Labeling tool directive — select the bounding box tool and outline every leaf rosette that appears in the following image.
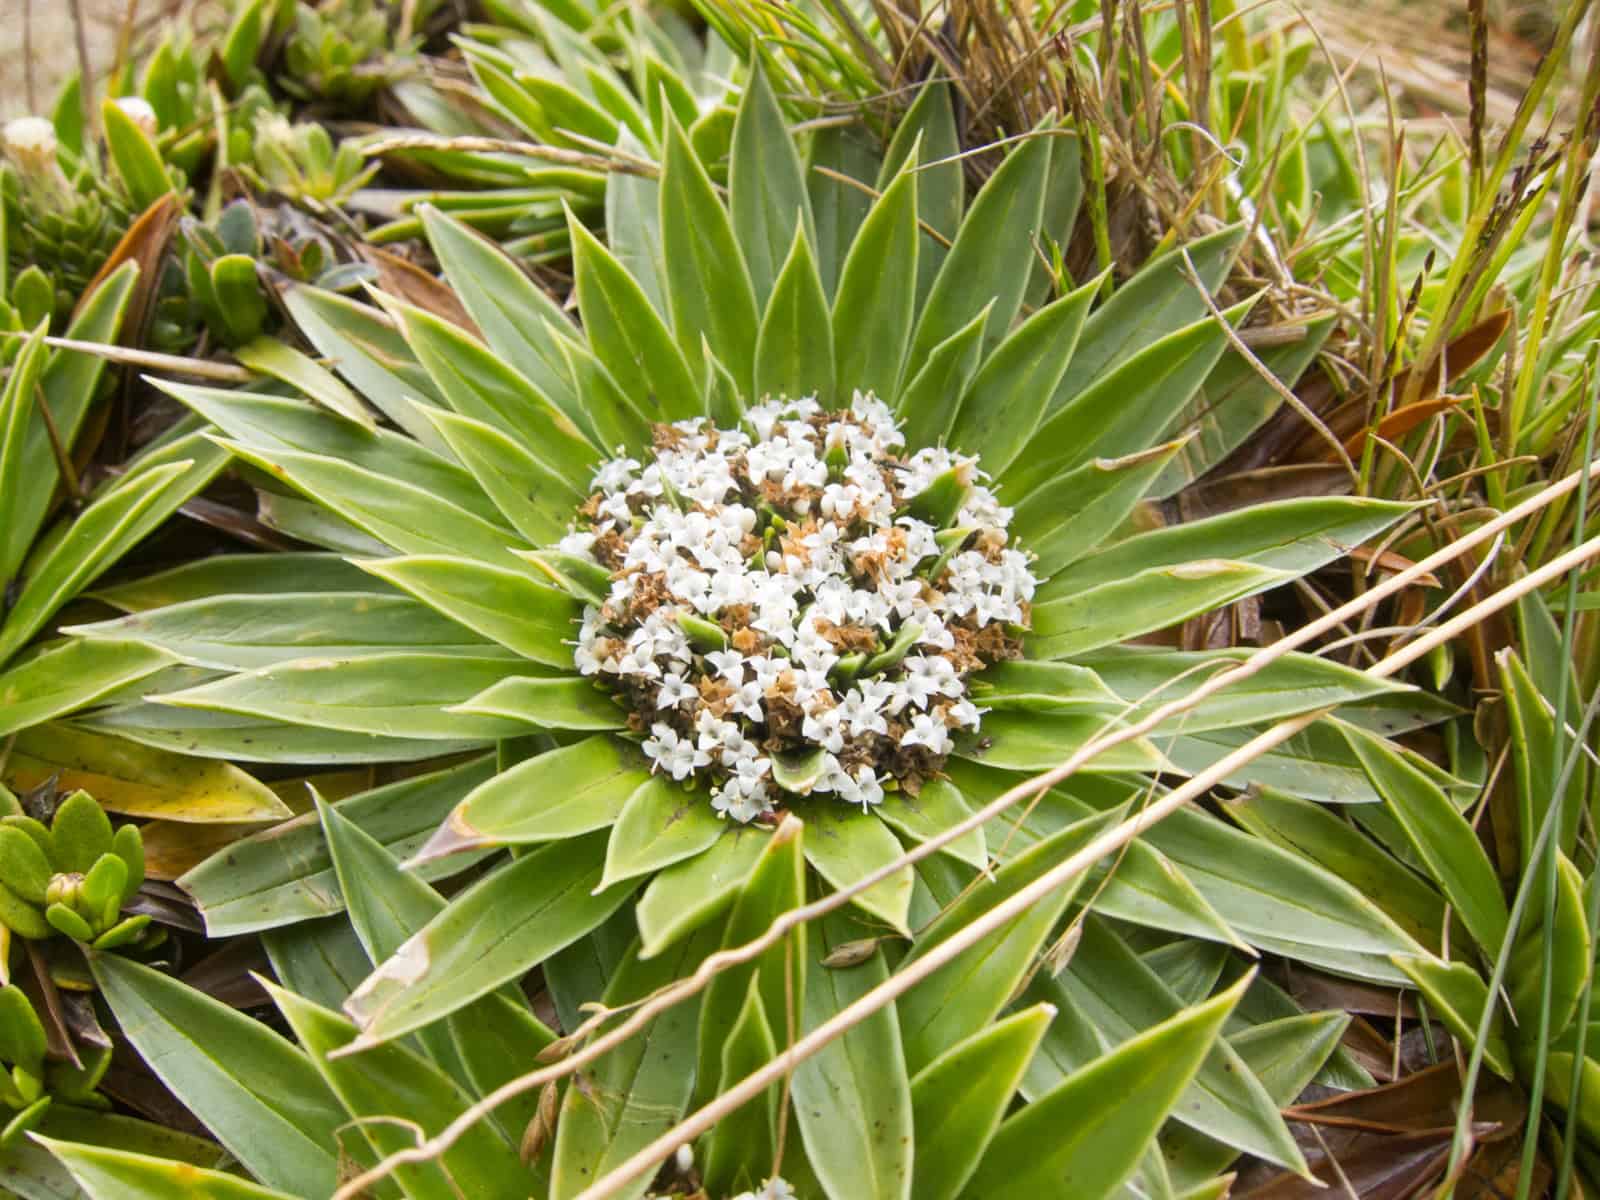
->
[68,65,1427,1075]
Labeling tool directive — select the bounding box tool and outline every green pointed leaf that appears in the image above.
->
[731,57,813,307]
[966,660,1122,716]
[1062,919,1305,1170]
[263,917,372,1012]
[80,700,485,766]
[701,975,780,1198]
[1393,954,1513,1078]
[1510,850,1589,1034]
[67,592,495,672]
[1080,646,1413,735]
[1163,1012,1352,1190]
[1,449,227,663]
[909,1004,1055,1200]
[947,274,1096,475]
[1009,307,1241,494]
[90,954,344,1196]
[354,555,580,668]
[1221,786,1447,950]
[0,639,172,738]
[1152,317,1335,496]
[233,337,374,430]
[961,975,1247,1200]
[898,810,1114,1073]
[1049,225,1246,417]
[808,126,880,298]
[570,212,701,424]
[695,817,807,1108]
[271,984,541,1199]
[755,220,834,404]
[38,1139,297,1200]
[1029,560,1295,659]
[282,285,447,449]
[0,325,51,591]
[345,831,632,1043]
[660,117,760,390]
[878,82,962,305]
[432,735,649,849]
[216,438,522,567]
[550,926,720,1200]
[1133,796,1423,982]
[180,758,496,936]
[1340,723,1507,954]
[832,159,918,406]
[1038,497,1413,602]
[912,129,1051,360]
[950,787,1237,947]
[395,301,607,480]
[802,802,913,935]
[90,554,379,613]
[1500,646,1585,865]
[2,263,138,586]
[421,206,584,429]
[895,305,990,450]
[422,407,587,546]
[156,653,535,742]
[455,676,626,731]
[875,778,986,869]
[636,825,768,956]
[954,710,1165,773]
[793,910,913,1200]
[605,129,667,315]
[101,98,173,209]
[1016,440,1188,579]
[159,384,498,526]
[599,776,725,889]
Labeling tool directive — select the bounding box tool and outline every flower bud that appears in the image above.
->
[2,116,72,208]
[2,117,58,169]
[44,873,82,911]
[112,96,159,137]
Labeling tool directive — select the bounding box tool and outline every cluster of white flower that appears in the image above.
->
[564,395,1035,823]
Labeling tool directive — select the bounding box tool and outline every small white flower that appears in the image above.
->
[643,723,710,780]
[655,670,697,709]
[901,712,953,755]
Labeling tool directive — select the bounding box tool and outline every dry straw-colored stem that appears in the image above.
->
[331,458,1600,1200]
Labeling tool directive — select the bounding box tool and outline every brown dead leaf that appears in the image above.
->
[1285,1062,1521,1137]
[74,192,182,327]
[358,244,479,333]
[1348,545,1442,588]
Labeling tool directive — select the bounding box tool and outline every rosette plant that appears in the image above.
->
[61,61,1454,1199]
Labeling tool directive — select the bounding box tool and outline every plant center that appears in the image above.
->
[565,395,1035,822]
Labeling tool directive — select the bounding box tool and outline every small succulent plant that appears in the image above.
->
[0,985,112,1150]
[0,790,150,951]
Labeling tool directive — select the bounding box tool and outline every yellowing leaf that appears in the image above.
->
[6,725,290,823]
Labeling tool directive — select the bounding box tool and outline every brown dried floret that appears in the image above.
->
[816,619,878,655]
